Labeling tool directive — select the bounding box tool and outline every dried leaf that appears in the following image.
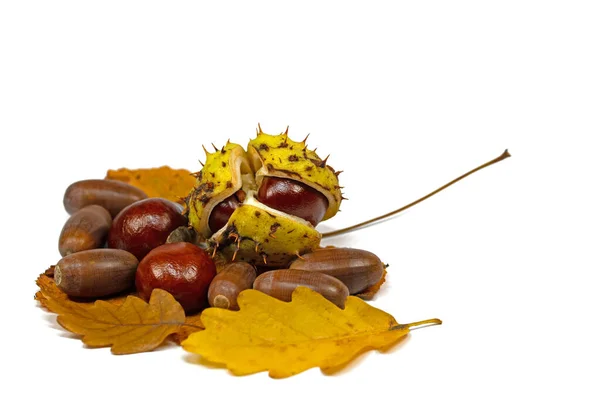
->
[44,265,55,277]
[46,289,184,354]
[355,269,387,300]
[35,274,204,351]
[36,274,129,312]
[171,313,204,345]
[105,166,196,204]
[182,287,441,378]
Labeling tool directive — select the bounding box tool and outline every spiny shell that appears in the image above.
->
[247,129,342,221]
[185,127,343,267]
[186,142,254,238]
[213,193,322,266]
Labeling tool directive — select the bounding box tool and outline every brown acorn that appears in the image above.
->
[54,249,139,298]
[253,269,349,309]
[63,179,147,217]
[289,247,384,294]
[58,205,112,256]
[208,262,257,310]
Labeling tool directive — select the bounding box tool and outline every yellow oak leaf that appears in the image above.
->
[44,288,187,354]
[182,287,441,378]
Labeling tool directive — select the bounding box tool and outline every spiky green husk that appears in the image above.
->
[185,126,342,267]
[247,130,342,221]
[210,196,321,266]
[186,142,251,238]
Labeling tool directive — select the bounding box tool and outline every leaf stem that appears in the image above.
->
[322,149,511,238]
[391,318,443,331]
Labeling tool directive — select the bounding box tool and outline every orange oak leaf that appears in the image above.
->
[182,287,441,378]
[36,273,129,312]
[36,274,204,350]
[105,165,196,204]
[45,288,185,354]
[171,313,204,345]
[355,269,387,300]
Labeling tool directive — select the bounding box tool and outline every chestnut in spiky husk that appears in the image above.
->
[185,126,343,267]
[256,177,328,227]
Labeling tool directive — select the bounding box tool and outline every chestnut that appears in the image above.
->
[256,176,328,226]
[107,198,187,260]
[208,190,247,233]
[135,242,217,313]
[208,194,242,233]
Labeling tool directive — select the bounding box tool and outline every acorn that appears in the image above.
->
[63,179,147,217]
[208,262,257,310]
[253,269,349,309]
[58,205,112,256]
[54,249,139,298]
[289,247,385,294]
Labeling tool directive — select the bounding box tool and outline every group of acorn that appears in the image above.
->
[55,176,384,314]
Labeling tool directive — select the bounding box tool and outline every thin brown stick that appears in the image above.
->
[322,149,511,238]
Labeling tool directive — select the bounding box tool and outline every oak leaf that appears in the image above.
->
[36,273,205,352]
[182,287,441,378]
[171,313,204,344]
[45,288,185,354]
[355,269,387,300]
[36,273,129,312]
[105,165,196,204]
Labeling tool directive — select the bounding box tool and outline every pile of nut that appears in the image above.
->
[55,178,384,313]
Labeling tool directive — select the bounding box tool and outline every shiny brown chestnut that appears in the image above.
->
[63,179,147,217]
[253,269,348,309]
[108,198,187,260]
[58,205,112,256]
[135,242,217,313]
[289,247,385,294]
[256,176,328,226]
[208,262,257,310]
[208,190,245,233]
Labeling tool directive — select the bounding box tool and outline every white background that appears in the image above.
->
[1,1,599,399]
